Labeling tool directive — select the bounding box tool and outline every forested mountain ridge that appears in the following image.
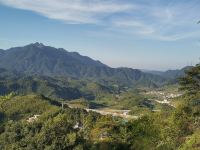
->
[0,68,117,100]
[0,43,106,76]
[0,43,169,87]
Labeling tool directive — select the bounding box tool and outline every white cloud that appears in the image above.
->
[0,0,136,24]
[111,19,156,35]
[109,0,200,41]
[0,0,200,41]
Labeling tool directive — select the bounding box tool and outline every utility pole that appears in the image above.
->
[62,102,64,110]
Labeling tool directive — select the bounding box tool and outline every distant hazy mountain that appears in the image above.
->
[0,43,168,87]
[143,66,192,79]
[162,68,186,79]
[141,70,164,76]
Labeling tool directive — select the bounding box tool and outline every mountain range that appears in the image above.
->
[0,43,188,88]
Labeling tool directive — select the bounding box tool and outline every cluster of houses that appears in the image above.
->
[146,90,182,107]
[146,91,182,98]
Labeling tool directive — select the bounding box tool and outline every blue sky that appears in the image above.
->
[0,0,200,70]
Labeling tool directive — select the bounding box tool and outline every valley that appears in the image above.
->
[0,43,199,150]
[1,0,200,149]
[0,44,184,117]
[64,84,182,120]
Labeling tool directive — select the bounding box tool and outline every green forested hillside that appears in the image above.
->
[0,73,117,101]
[0,44,200,150]
[0,75,82,100]
[0,64,200,149]
[0,94,160,149]
[0,70,173,112]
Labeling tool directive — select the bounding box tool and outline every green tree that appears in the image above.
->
[179,65,200,95]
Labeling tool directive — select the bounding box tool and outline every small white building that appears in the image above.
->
[73,122,82,130]
[27,115,40,123]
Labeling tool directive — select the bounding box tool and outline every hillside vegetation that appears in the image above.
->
[0,64,200,149]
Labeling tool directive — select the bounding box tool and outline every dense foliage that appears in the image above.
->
[0,57,200,149]
[0,69,171,113]
[179,64,200,95]
[0,94,162,149]
[0,69,116,100]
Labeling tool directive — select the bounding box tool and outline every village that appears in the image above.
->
[26,89,182,124]
[145,90,182,107]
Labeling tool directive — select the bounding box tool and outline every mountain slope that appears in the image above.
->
[0,43,107,77]
[0,68,115,100]
[0,43,168,87]
[0,75,82,100]
[0,49,4,56]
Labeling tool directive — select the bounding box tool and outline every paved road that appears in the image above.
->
[85,108,139,119]
[67,104,138,119]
